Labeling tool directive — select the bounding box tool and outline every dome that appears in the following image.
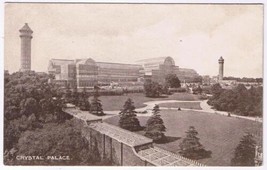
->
[76,58,96,65]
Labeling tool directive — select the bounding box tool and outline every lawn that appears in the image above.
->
[159,102,202,110]
[104,110,262,166]
[91,93,201,111]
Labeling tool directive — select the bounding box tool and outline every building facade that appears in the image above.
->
[48,58,144,89]
[48,56,200,88]
[136,56,201,84]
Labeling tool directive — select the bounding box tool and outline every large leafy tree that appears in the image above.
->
[4,71,109,166]
[4,71,65,121]
[179,126,207,159]
[231,133,256,166]
[144,105,166,142]
[90,86,104,116]
[144,79,163,97]
[165,74,181,88]
[4,71,67,152]
[208,83,263,117]
[119,98,141,131]
[210,83,223,98]
[20,97,39,117]
[5,119,111,165]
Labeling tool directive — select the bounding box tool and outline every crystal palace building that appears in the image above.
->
[48,56,200,89]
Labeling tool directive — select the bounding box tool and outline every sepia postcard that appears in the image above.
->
[2,1,264,168]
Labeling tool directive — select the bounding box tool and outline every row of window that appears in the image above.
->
[78,80,97,87]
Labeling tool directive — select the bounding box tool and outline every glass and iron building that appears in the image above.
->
[48,56,200,88]
[136,56,200,84]
[48,58,144,88]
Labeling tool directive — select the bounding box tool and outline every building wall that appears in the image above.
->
[80,123,150,166]
[20,37,32,71]
[19,23,33,72]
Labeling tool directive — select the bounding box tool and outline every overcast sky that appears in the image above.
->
[4,3,263,78]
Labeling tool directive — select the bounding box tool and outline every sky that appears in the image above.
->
[4,3,263,78]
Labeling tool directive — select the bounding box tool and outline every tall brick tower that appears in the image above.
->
[218,56,224,81]
[19,23,33,72]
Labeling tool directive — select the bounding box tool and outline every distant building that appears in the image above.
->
[136,56,200,84]
[48,56,200,89]
[48,58,144,88]
[19,23,33,72]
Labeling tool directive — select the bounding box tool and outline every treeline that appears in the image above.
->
[69,88,144,96]
[4,71,110,165]
[208,83,262,117]
[223,76,262,83]
[144,74,182,97]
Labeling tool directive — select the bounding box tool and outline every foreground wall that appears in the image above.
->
[80,122,151,166]
[69,110,203,166]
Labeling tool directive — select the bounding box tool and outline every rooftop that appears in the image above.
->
[63,107,153,147]
[19,23,33,33]
[137,147,204,166]
[89,122,153,147]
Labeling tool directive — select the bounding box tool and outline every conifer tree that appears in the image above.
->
[72,86,79,105]
[89,86,104,116]
[144,105,166,142]
[78,87,90,111]
[179,126,205,159]
[231,133,256,166]
[119,98,141,131]
[64,83,72,104]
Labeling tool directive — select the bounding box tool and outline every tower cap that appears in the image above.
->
[19,23,33,33]
[218,56,224,61]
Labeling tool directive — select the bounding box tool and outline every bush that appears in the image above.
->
[169,88,186,93]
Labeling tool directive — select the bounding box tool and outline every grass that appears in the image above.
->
[91,93,201,111]
[104,110,262,166]
[159,102,202,110]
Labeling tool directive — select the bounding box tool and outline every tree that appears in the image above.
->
[192,85,202,94]
[4,119,21,151]
[207,83,262,117]
[19,97,39,118]
[179,126,208,159]
[4,106,21,120]
[64,83,72,104]
[71,86,79,105]
[119,98,141,131]
[6,119,111,165]
[4,71,67,154]
[78,88,90,111]
[144,105,166,142]
[165,74,181,88]
[211,83,223,97]
[144,79,163,97]
[90,86,104,116]
[231,133,256,166]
